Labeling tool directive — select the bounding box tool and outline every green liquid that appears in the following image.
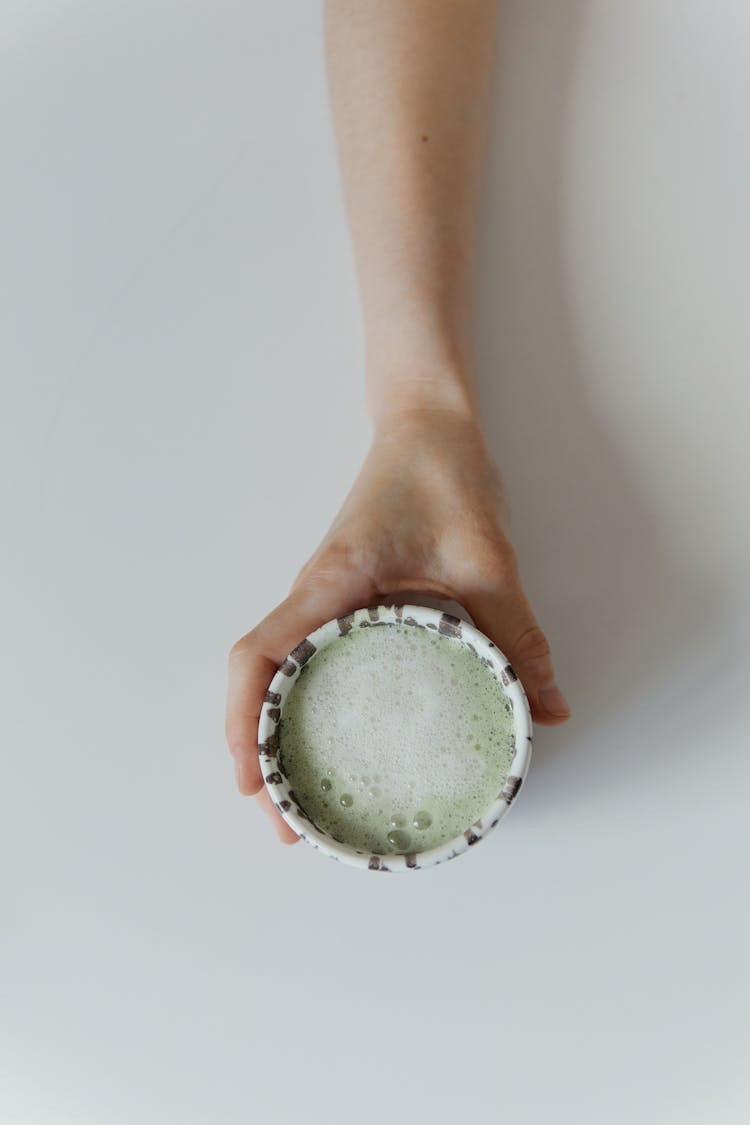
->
[279,623,515,855]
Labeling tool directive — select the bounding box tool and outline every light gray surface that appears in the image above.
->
[2,3,748,1123]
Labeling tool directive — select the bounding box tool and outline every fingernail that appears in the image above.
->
[539,683,571,717]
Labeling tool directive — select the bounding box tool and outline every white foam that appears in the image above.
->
[280,624,514,853]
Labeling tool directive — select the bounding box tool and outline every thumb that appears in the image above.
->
[462,577,571,727]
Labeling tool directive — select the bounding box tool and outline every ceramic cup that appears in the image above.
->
[257,604,532,872]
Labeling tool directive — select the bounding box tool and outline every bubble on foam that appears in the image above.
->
[389,814,406,829]
[340,793,354,808]
[387,829,411,852]
[320,777,332,792]
[413,810,432,830]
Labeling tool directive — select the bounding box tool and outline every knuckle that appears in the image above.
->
[227,630,257,665]
[303,540,354,582]
[472,521,513,557]
[514,624,552,666]
[483,532,518,575]
[458,529,518,584]
[445,524,517,580]
[225,718,256,757]
[292,542,356,597]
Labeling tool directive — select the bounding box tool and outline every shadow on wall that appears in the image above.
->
[475,1,722,780]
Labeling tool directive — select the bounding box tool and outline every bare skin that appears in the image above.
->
[226,1,570,843]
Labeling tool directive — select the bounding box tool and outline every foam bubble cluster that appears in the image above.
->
[278,623,515,855]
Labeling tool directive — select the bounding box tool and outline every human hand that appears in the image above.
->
[226,407,571,844]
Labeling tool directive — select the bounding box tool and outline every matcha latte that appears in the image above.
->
[276,620,517,856]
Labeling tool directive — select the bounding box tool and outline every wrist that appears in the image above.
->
[371,387,487,456]
[368,360,480,437]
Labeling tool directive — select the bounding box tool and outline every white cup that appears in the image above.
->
[257,603,532,872]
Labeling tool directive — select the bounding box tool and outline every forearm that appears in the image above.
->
[324,0,499,429]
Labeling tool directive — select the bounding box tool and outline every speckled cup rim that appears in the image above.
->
[258,604,532,872]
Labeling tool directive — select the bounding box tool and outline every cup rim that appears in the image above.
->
[257,603,532,872]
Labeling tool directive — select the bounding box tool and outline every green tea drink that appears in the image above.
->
[278,623,515,855]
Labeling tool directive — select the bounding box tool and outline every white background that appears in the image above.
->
[2,3,749,1123]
